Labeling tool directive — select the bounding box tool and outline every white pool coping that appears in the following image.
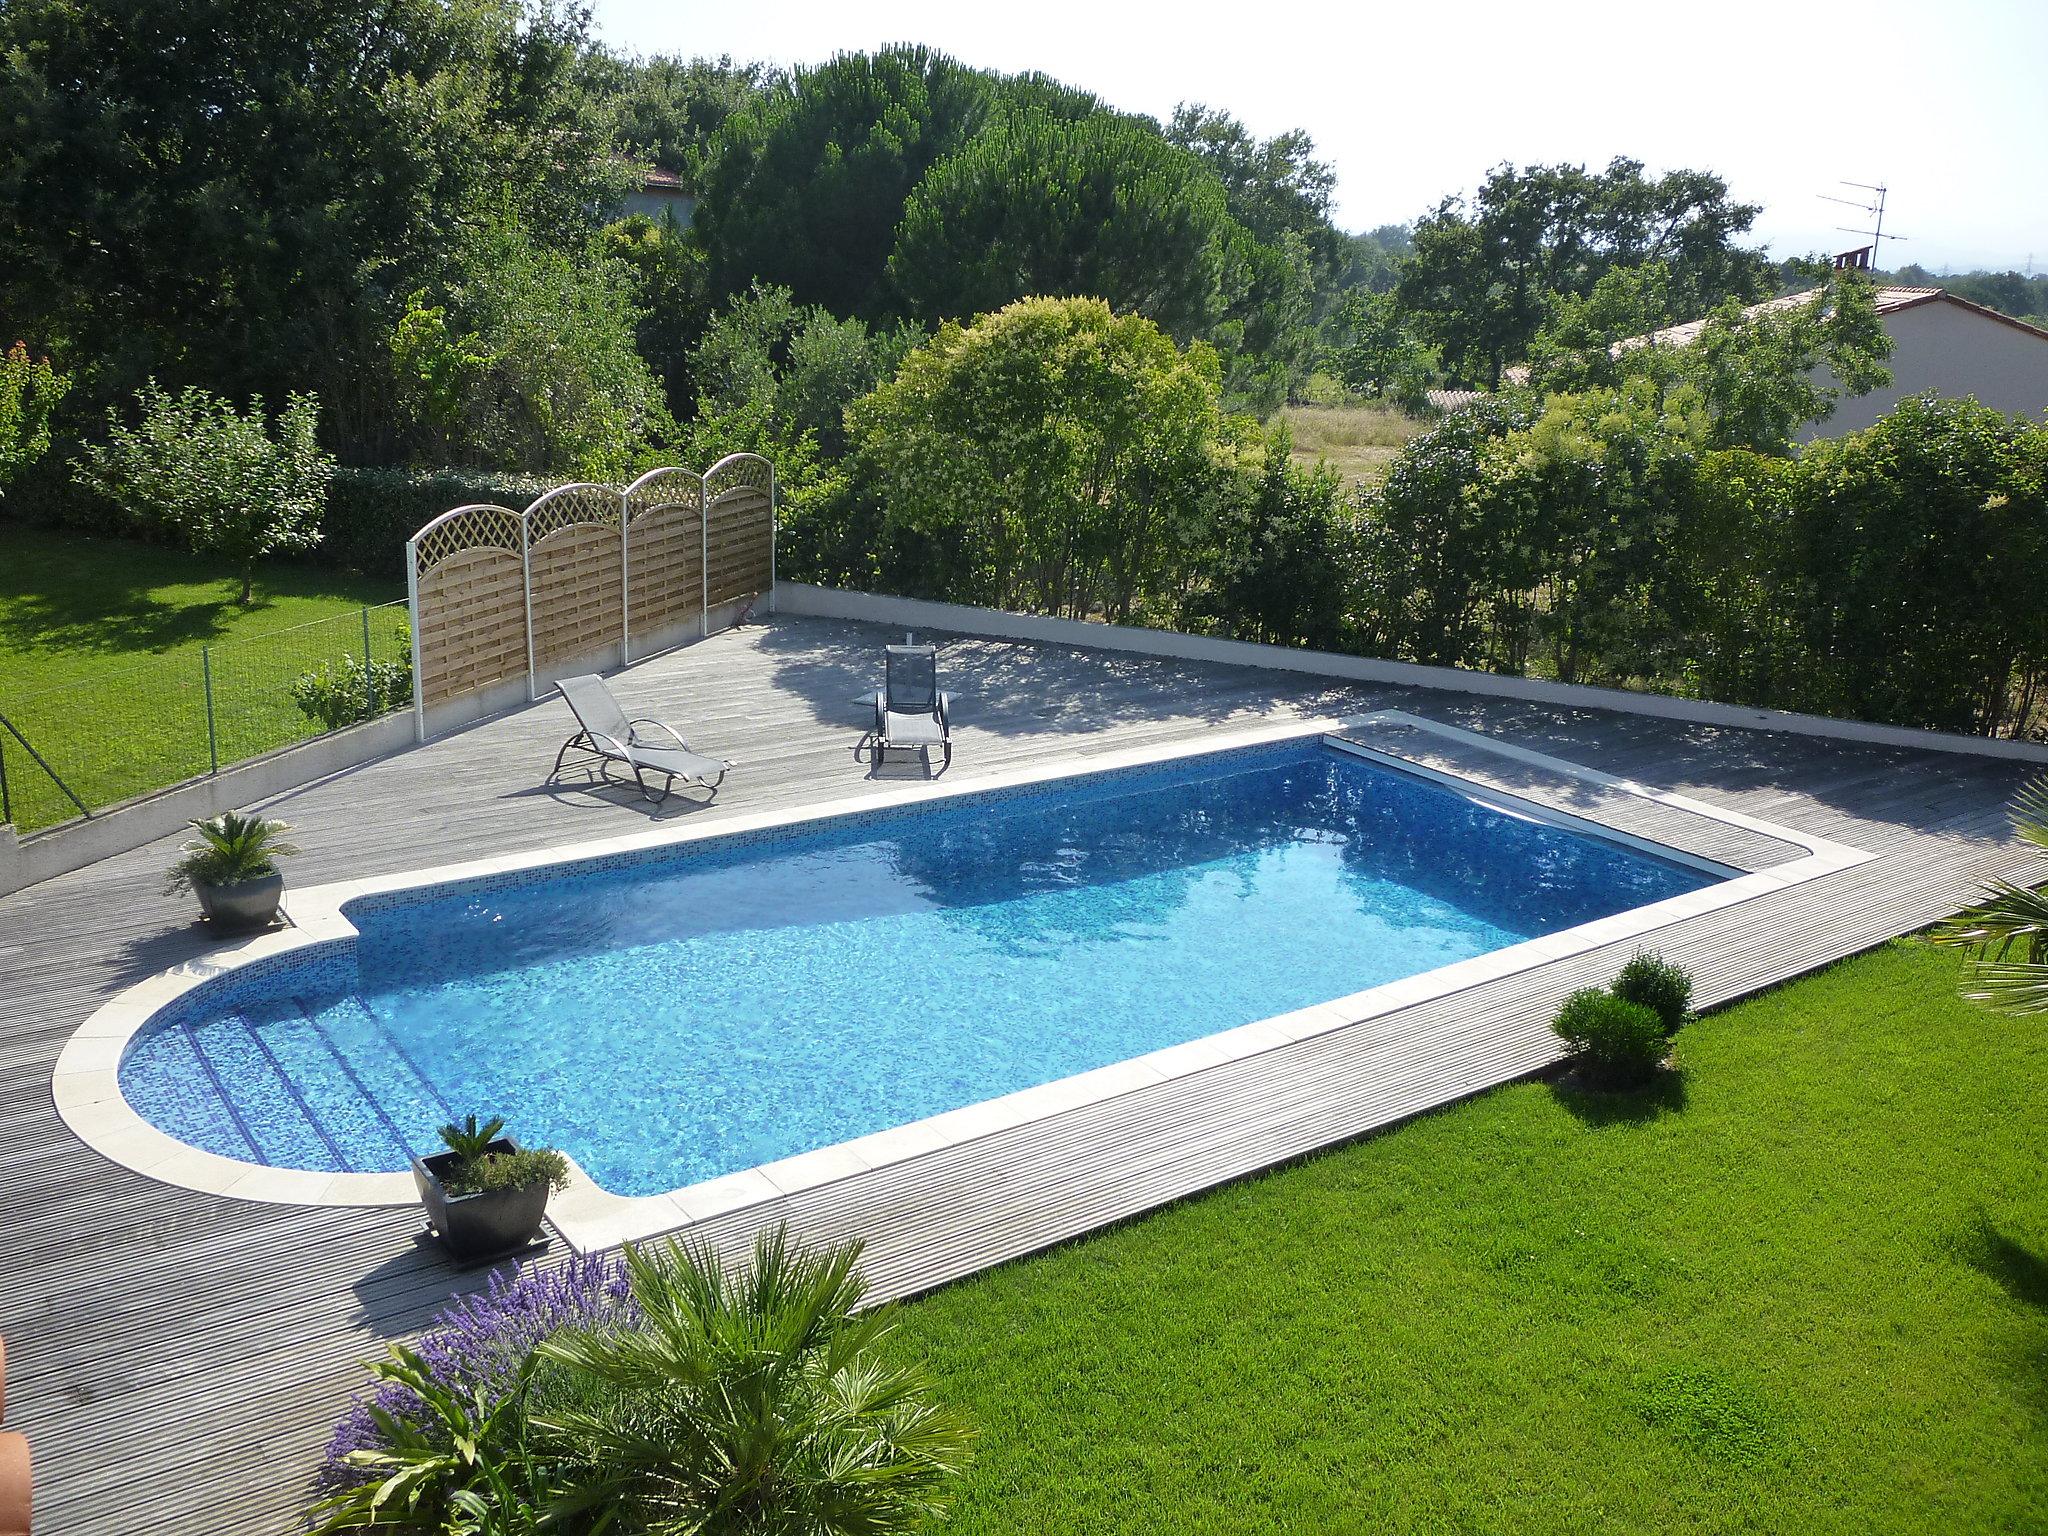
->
[54,710,1875,1252]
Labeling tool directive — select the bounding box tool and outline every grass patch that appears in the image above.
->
[1278,403,1427,492]
[891,941,2048,1533]
[0,524,403,828]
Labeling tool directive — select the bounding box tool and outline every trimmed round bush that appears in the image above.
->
[1612,952,1694,1037]
[1552,987,1668,1088]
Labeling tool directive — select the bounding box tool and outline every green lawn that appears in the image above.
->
[0,524,404,828]
[892,941,2047,1535]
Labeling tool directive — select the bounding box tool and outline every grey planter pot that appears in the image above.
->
[412,1138,552,1262]
[195,872,284,931]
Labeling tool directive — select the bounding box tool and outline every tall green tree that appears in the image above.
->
[591,52,771,186]
[389,224,671,478]
[0,0,623,460]
[1165,104,1345,290]
[1786,394,2048,733]
[1530,267,1893,451]
[1195,432,1356,649]
[1398,159,1771,387]
[695,46,990,318]
[1327,290,1432,406]
[890,109,1241,343]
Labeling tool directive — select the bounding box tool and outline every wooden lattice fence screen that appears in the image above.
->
[405,458,774,737]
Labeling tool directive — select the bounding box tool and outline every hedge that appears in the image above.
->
[318,466,558,579]
[0,462,560,581]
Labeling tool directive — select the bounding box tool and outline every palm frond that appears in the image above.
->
[2010,774,2048,851]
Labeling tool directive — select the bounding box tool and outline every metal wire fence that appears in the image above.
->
[0,601,412,834]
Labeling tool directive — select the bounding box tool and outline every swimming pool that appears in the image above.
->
[116,736,1719,1197]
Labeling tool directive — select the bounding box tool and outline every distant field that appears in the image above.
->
[0,525,404,829]
[1278,402,1428,492]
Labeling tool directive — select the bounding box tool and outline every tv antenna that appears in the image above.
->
[1817,181,1911,268]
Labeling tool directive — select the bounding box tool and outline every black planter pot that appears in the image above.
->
[195,872,285,931]
[412,1138,553,1262]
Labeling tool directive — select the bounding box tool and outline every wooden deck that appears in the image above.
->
[4,614,2044,1534]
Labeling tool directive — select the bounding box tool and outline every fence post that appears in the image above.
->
[620,487,632,668]
[361,606,374,721]
[0,737,10,828]
[201,646,220,774]
[405,535,426,742]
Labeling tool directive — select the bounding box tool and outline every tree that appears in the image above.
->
[390,224,672,479]
[1196,432,1356,648]
[1659,272,1891,451]
[890,108,1241,343]
[597,214,713,418]
[1398,159,1772,387]
[1529,266,1893,452]
[1327,290,1432,406]
[1342,225,1414,294]
[536,1229,972,1534]
[73,384,333,603]
[1164,104,1344,290]
[848,296,1238,622]
[695,46,991,317]
[0,0,625,460]
[593,52,772,186]
[1785,394,2048,733]
[1469,377,1713,684]
[0,341,70,495]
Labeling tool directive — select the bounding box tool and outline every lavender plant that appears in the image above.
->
[318,1253,633,1493]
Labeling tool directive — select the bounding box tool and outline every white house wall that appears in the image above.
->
[1801,300,2048,440]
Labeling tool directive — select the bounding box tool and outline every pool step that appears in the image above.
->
[190,1004,359,1173]
[302,995,451,1162]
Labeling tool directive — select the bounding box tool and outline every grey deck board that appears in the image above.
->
[2,613,2043,1535]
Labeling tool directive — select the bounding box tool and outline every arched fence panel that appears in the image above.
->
[523,483,625,677]
[703,453,776,608]
[623,467,706,660]
[408,505,528,718]
[406,459,774,738]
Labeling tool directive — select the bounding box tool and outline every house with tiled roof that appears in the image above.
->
[1625,285,2048,440]
[1484,285,2048,438]
[619,165,696,228]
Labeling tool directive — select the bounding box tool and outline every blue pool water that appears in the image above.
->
[120,742,1716,1195]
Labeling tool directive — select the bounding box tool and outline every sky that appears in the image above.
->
[587,0,2048,274]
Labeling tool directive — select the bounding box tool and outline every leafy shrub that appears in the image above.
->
[163,811,297,893]
[1553,987,1668,1088]
[72,382,333,602]
[314,1227,973,1534]
[1613,952,1694,1036]
[289,645,413,731]
[0,340,70,495]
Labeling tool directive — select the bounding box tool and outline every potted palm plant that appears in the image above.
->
[164,810,298,930]
[413,1115,570,1263]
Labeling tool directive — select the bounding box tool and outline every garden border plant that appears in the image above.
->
[412,1115,570,1264]
[1552,954,1694,1089]
[162,810,298,931]
[313,1226,973,1534]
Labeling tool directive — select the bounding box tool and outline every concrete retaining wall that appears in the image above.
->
[775,582,2048,766]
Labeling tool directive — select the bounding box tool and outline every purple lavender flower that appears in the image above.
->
[318,1252,634,1492]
